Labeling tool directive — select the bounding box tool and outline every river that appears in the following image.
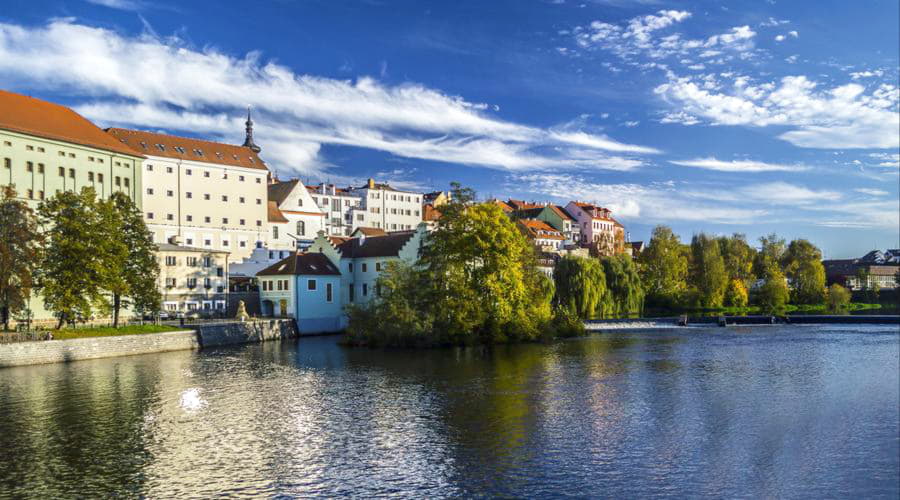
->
[0,325,897,498]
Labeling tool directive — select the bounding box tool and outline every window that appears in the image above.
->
[203,256,211,267]
[204,171,210,178]
[166,214,174,221]
[115,176,121,186]
[273,226,279,239]
[307,279,316,291]
[256,178,261,184]
[239,197,245,204]
[349,284,355,302]
[187,278,197,289]
[240,219,245,226]
[362,263,367,273]
[239,241,246,248]
[222,240,229,247]
[26,189,33,199]
[2,158,9,169]
[58,166,64,176]
[296,221,305,235]
[186,238,193,245]
[87,171,94,181]
[165,278,176,288]
[166,166,173,173]
[298,199,303,207]
[277,280,283,291]
[376,262,382,272]
[124,178,130,188]
[167,190,174,197]
[222,173,228,180]
[349,263,353,272]
[146,164,153,171]
[256,220,262,227]
[204,193,211,200]
[204,216,211,223]
[185,169,192,175]
[239,175,245,181]
[69,168,75,178]
[147,212,154,219]
[222,217,229,224]
[186,192,192,199]
[256,199,262,205]
[165,256,176,266]
[26,162,33,172]
[326,283,333,302]
[362,283,368,296]
[222,195,228,202]
[147,188,154,195]
[205,239,211,246]
[98,173,103,183]
[283,279,289,290]
[216,267,223,277]
[26,145,33,151]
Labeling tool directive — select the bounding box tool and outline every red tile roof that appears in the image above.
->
[518,219,565,240]
[107,127,268,170]
[0,90,144,157]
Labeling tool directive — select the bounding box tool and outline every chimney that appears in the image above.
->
[367,178,375,189]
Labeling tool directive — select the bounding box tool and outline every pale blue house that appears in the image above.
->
[257,253,344,333]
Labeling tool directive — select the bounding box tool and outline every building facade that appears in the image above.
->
[267,179,327,249]
[1,90,144,210]
[156,242,230,313]
[565,201,625,255]
[257,253,344,333]
[347,179,424,232]
[107,122,270,260]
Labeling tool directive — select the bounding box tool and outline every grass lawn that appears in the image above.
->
[45,324,185,340]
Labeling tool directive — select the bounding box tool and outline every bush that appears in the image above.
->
[826,283,851,312]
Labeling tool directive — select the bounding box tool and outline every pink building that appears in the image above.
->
[564,201,625,255]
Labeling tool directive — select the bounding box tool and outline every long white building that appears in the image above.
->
[305,178,424,234]
[107,116,270,260]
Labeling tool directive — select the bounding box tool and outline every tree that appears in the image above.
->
[107,192,161,325]
[724,278,749,308]
[718,234,756,284]
[0,187,43,330]
[553,256,607,319]
[756,267,790,314]
[754,233,786,278]
[38,187,111,328]
[826,283,851,312]
[781,239,826,304]
[638,225,688,307]
[689,233,728,308]
[600,255,644,317]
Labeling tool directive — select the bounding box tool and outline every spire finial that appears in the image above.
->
[242,106,261,153]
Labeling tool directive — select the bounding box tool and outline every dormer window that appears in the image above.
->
[139,141,147,149]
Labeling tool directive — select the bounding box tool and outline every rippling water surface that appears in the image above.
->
[0,325,897,498]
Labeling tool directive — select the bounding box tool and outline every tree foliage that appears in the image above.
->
[638,225,688,307]
[688,233,728,308]
[0,187,43,330]
[600,255,644,317]
[826,283,851,312]
[553,256,606,319]
[781,239,826,304]
[756,267,790,313]
[107,192,161,325]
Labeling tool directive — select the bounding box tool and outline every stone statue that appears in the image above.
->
[235,300,249,322]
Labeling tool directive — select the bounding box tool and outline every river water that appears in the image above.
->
[0,325,897,498]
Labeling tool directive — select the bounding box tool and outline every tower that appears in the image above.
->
[242,107,261,153]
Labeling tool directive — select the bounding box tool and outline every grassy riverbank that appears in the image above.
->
[41,324,184,340]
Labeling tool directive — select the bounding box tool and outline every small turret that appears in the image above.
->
[242,107,261,153]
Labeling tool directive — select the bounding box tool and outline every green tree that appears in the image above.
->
[688,233,728,308]
[724,278,749,308]
[756,267,790,314]
[754,233,786,278]
[107,192,161,325]
[781,239,826,304]
[0,187,43,330]
[600,255,644,317]
[718,234,756,284]
[553,256,607,319]
[826,283,851,312]
[38,187,110,328]
[638,225,688,307]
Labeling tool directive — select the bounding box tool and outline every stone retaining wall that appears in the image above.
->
[0,330,198,368]
[193,319,299,348]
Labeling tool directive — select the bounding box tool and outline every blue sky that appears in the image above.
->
[1,0,897,257]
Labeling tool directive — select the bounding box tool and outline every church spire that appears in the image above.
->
[242,107,261,153]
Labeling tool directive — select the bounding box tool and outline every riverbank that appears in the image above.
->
[586,314,900,330]
[0,319,300,368]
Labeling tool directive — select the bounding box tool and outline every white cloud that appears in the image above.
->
[774,35,785,42]
[759,17,790,27]
[850,70,885,80]
[670,157,810,172]
[655,74,900,149]
[788,30,798,38]
[85,0,144,10]
[737,182,841,205]
[868,152,900,168]
[624,120,640,127]
[855,188,888,196]
[0,18,659,177]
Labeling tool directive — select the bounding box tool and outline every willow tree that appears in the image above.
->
[600,255,644,317]
[0,187,43,330]
[553,256,606,319]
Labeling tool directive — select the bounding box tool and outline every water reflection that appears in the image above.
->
[0,326,897,498]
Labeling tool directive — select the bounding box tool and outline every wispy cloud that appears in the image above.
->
[85,0,145,11]
[855,188,889,196]
[0,18,658,178]
[671,157,809,172]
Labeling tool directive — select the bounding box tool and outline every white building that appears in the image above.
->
[564,201,625,255]
[156,242,229,313]
[107,115,269,260]
[267,179,327,250]
[347,178,424,232]
[306,183,361,236]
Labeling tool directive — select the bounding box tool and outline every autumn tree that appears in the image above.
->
[638,225,689,307]
[0,187,43,330]
[754,233,786,278]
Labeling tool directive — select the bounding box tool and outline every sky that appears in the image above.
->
[0,0,897,258]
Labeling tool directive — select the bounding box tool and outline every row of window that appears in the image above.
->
[4,141,132,166]
[163,277,225,292]
[262,279,335,302]
[149,212,263,227]
[163,255,217,267]
[4,159,129,187]
[146,164,263,183]
[145,188,262,205]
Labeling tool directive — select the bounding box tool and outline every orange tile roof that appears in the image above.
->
[423,204,442,221]
[0,90,144,157]
[492,200,514,212]
[267,201,288,223]
[106,127,268,171]
[507,199,544,210]
[518,219,565,240]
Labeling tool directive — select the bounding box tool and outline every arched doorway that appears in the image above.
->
[261,299,274,317]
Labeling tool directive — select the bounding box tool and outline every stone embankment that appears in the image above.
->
[584,315,900,330]
[0,319,300,368]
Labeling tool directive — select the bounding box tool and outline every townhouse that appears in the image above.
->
[156,242,230,313]
[565,201,626,256]
[267,179,327,250]
[107,117,270,261]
